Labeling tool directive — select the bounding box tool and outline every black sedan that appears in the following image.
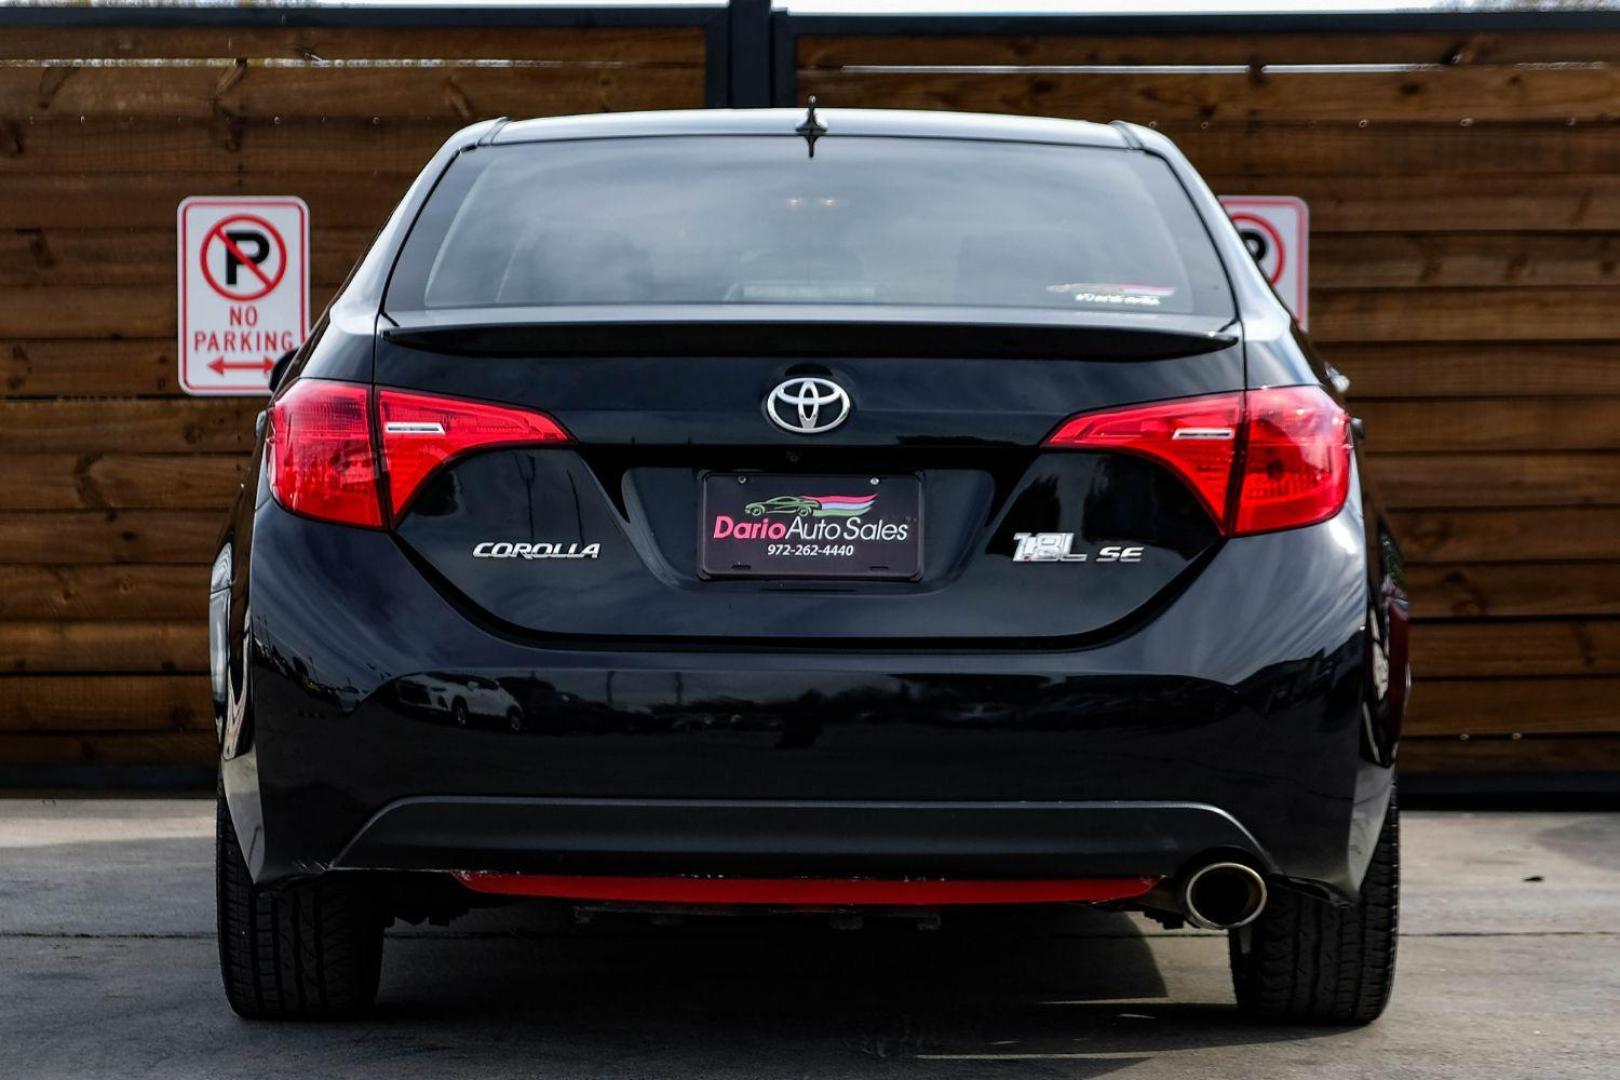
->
[212,106,1407,1024]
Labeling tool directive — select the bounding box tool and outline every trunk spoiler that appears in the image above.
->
[380,305,1238,361]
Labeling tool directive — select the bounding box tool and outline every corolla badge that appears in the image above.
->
[765,377,851,434]
[474,541,599,560]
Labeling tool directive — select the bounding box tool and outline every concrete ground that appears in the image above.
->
[0,801,1616,1079]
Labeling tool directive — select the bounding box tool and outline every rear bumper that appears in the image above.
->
[335,796,1266,879]
[223,498,1394,901]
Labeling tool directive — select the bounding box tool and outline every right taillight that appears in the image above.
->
[1045,385,1351,537]
[266,379,383,529]
[1232,386,1352,536]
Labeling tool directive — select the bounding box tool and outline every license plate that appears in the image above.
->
[700,474,922,580]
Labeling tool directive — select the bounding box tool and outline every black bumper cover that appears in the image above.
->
[334,796,1268,879]
[224,499,1394,902]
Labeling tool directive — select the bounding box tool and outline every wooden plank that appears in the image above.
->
[1368,453,1620,509]
[0,731,215,767]
[0,171,412,229]
[1392,508,1620,562]
[0,675,210,733]
[1410,620,1620,678]
[1330,343,1620,399]
[13,119,1620,187]
[794,65,1620,123]
[1401,734,1620,773]
[1356,398,1620,452]
[27,339,1611,405]
[0,62,703,120]
[0,400,258,453]
[796,31,1620,68]
[17,283,1620,347]
[0,283,337,338]
[26,170,1620,235]
[0,225,367,287]
[1408,563,1620,619]
[0,403,1595,473]
[1407,678,1620,737]
[0,26,706,63]
[0,565,206,620]
[3,339,194,398]
[0,455,246,510]
[1312,287,1620,343]
[0,511,219,564]
[1179,122,1620,179]
[0,621,205,673]
[1312,233,1620,289]
[1213,174,1620,232]
[0,116,459,177]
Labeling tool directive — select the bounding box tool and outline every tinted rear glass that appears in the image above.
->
[388,136,1232,318]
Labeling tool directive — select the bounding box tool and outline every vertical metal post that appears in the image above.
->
[726,0,773,107]
[771,7,797,106]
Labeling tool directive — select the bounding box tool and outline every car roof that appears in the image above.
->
[492,107,1129,149]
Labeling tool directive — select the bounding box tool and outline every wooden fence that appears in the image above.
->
[1,5,1617,784]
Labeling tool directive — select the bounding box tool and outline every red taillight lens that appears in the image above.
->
[377,388,570,516]
[1044,385,1351,537]
[266,379,383,529]
[1234,386,1352,536]
[1046,391,1241,524]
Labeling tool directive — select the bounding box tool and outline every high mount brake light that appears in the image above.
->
[1045,385,1351,537]
[265,380,571,528]
[377,388,570,516]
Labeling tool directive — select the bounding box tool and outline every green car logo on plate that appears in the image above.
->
[744,494,877,518]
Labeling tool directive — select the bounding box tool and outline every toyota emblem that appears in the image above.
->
[765,376,851,435]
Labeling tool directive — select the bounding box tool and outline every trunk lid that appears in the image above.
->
[375,316,1240,646]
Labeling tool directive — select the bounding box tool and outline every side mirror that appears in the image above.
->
[267,348,298,394]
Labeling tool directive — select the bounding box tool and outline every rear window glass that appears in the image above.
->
[388,135,1232,318]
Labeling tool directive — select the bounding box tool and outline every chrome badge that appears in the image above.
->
[1012,533,1144,564]
[473,541,599,560]
[765,377,851,435]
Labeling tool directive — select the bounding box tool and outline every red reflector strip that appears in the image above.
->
[453,872,1159,907]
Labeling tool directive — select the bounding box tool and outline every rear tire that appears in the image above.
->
[216,786,384,1019]
[1228,785,1399,1025]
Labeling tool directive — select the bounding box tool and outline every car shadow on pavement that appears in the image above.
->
[368,903,1339,1074]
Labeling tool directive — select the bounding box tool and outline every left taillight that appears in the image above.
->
[265,379,572,528]
[266,380,383,529]
[377,388,570,517]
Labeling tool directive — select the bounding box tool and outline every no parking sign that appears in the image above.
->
[1220,196,1309,329]
[178,197,308,396]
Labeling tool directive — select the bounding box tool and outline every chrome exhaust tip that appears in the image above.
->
[1182,861,1268,930]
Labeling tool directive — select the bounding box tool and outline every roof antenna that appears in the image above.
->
[795,96,827,158]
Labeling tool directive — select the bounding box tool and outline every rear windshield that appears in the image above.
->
[387,135,1233,318]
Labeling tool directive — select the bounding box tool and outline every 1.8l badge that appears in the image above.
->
[1012,533,1143,564]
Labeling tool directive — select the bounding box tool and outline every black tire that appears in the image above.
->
[451,699,469,727]
[1229,786,1399,1025]
[216,786,384,1019]
[507,708,524,733]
